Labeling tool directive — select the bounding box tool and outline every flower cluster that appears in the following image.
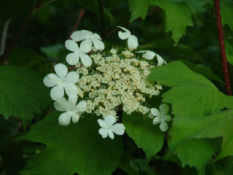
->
[43,26,171,139]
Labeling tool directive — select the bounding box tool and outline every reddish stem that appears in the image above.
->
[214,0,232,95]
[68,9,85,39]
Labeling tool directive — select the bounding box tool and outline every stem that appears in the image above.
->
[214,0,232,95]
[97,0,106,37]
[0,0,44,65]
[0,20,11,56]
[68,9,85,39]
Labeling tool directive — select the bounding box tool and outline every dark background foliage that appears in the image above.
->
[1,0,233,174]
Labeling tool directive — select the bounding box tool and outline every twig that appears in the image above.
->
[97,0,106,37]
[214,0,232,95]
[68,9,85,39]
[0,0,44,65]
[0,20,11,56]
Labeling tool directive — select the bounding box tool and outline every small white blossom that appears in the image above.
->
[151,104,171,132]
[54,94,87,126]
[118,26,138,50]
[97,115,125,139]
[65,39,92,67]
[137,50,167,66]
[43,63,79,100]
[71,30,105,50]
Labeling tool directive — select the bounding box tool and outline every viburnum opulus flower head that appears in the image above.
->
[43,26,171,139]
[43,63,79,100]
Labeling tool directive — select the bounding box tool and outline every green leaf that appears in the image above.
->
[123,112,164,159]
[172,139,215,174]
[169,109,233,159]
[175,0,210,13]
[225,40,233,66]
[221,0,233,31]
[128,0,149,22]
[148,61,233,119]
[0,66,48,124]
[7,47,52,75]
[20,112,123,175]
[128,0,195,43]
[225,157,233,175]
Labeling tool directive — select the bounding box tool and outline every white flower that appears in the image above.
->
[65,39,92,67]
[137,50,167,66]
[151,104,171,132]
[54,94,87,126]
[43,63,79,100]
[118,26,138,50]
[71,30,105,51]
[97,115,125,139]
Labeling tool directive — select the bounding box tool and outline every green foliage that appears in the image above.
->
[169,109,233,159]
[225,40,233,66]
[0,0,28,21]
[128,0,195,43]
[7,48,52,75]
[172,139,215,174]
[1,0,233,174]
[123,112,164,159]
[20,112,123,175]
[148,61,233,119]
[221,0,233,31]
[148,61,233,172]
[0,65,48,124]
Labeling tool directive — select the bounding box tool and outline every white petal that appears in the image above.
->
[111,123,125,135]
[164,115,172,121]
[153,117,161,125]
[65,71,79,83]
[144,51,156,60]
[43,73,60,87]
[54,63,68,79]
[160,121,168,132]
[104,115,116,127]
[64,83,78,96]
[156,54,165,67]
[98,119,107,128]
[80,53,92,67]
[65,39,79,52]
[108,130,114,139]
[127,35,138,50]
[118,26,131,40]
[76,101,87,112]
[99,128,108,138]
[92,33,101,40]
[66,53,79,65]
[71,112,80,123]
[159,104,169,116]
[58,112,72,126]
[68,94,78,105]
[151,108,160,117]
[54,98,68,111]
[93,39,105,50]
[71,30,92,42]
[50,85,64,100]
[80,40,92,53]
